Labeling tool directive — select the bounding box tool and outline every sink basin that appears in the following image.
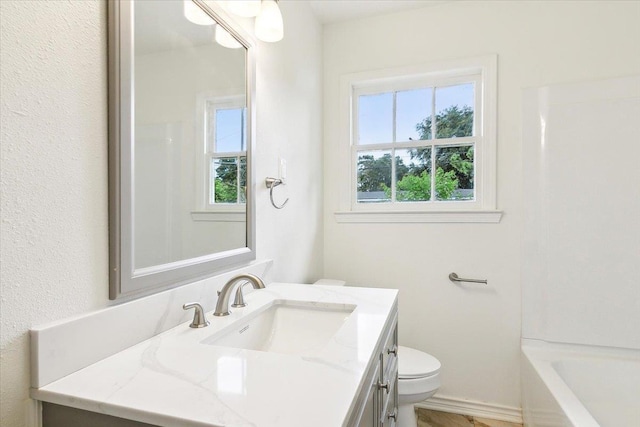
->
[202,300,355,356]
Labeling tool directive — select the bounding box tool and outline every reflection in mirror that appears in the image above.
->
[133,0,247,269]
[109,0,255,299]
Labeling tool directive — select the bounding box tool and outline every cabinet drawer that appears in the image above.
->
[379,354,398,427]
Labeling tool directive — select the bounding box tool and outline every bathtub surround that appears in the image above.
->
[322,0,640,419]
[520,76,640,426]
[0,1,323,426]
[522,76,640,350]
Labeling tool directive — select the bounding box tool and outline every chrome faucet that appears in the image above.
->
[213,273,266,317]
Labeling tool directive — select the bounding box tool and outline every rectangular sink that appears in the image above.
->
[202,300,355,356]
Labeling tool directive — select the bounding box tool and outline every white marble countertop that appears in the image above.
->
[31,283,398,427]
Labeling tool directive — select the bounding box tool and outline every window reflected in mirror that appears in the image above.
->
[132,0,248,270]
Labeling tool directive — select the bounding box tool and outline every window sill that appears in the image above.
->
[333,210,503,224]
[191,211,246,223]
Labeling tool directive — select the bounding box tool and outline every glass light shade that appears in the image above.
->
[215,25,243,49]
[183,0,214,25]
[255,0,283,43]
[225,1,261,18]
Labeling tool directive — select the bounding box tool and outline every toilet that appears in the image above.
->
[397,345,441,427]
[314,280,441,427]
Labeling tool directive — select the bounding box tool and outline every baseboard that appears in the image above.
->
[26,399,42,427]
[415,394,523,424]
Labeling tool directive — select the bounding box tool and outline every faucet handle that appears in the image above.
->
[231,281,250,308]
[183,303,210,328]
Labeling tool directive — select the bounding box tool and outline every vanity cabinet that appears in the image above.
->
[378,313,399,427]
[42,403,158,427]
[353,311,398,427]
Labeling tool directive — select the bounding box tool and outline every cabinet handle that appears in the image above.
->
[387,345,397,356]
[377,381,390,392]
[387,409,397,421]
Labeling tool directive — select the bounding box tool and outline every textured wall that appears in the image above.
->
[322,0,640,410]
[0,1,324,426]
[0,1,109,425]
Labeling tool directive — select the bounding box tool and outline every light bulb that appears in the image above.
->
[255,0,283,43]
[215,25,243,49]
[225,1,261,18]
[183,0,214,25]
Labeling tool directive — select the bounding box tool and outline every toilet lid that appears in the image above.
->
[398,346,441,379]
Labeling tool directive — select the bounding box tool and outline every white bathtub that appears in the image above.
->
[521,339,640,427]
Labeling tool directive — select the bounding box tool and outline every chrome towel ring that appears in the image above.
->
[265,177,289,209]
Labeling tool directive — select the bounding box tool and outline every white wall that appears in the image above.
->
[323,0,640,410]
[0,2,108,425]
[251,2,324,283]
[0,1,323,426]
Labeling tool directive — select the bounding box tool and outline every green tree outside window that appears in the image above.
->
[357,105,475,202]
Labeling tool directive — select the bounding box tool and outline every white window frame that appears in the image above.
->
[192,94,246,222]
[335,55,501,223]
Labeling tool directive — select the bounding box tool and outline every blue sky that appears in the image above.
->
[358,83,474,144]
[215,108,245,152]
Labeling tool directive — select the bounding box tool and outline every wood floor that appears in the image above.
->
[416,408,522,427]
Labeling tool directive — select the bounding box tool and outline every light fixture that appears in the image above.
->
[215,25,243,49]
[183,0,215,25]
[224,0,261,18]
[254,0,283,43]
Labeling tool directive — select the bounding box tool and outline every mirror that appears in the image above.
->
[108,0,256,300]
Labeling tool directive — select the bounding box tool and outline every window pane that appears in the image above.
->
[216,108,245,152]
[212,157,238,204]
[435,83,474,138]
[396,88,432,142]
[396,148,432,202]
[434,145,474,201]
[357,150,392,203]
[239,156,247,203]
[358,93,393,145]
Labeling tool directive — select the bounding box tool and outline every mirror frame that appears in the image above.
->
[108,0,256,300]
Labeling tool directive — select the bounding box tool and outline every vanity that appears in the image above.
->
[31,279,398,427]
[31,2,398,425]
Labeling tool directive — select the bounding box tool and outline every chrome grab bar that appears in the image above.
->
[449,272,487,285]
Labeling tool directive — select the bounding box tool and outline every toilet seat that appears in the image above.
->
[398,373,441,397]
[398,345,441,379]
[397,346,442,427]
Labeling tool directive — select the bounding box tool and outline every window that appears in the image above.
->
[205,96,247,208]
[338,56,499,222]
[355,81,477,204]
